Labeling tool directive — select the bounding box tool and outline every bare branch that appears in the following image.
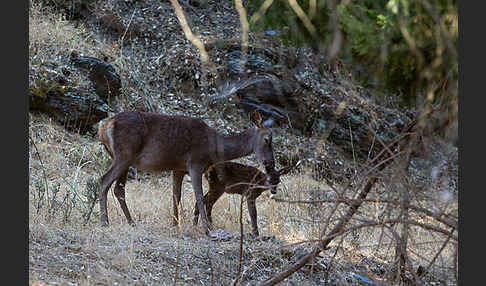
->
[423,226,456,276]
[308,0,316,20]
[169,0,217,85]
[249,0,274,25]
[234,0,249,72]
[287,0,316,36]
[259,110,426,285]
[260,174,380,286]
[386,225,422,285]
[273,196,457,229]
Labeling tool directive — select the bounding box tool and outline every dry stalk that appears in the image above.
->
[29,135,50,211]
[207,246,214,286]
[423,226,456,277]
[233,171,261,285]
[324,235,345,286]
[173,240,182,286]
[386,225,421,285]
[120,8,136,55]
[232,192,245,286]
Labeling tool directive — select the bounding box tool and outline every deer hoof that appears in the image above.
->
[209,229,232,241]
[244,232,259,239]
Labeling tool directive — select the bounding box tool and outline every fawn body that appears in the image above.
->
[193,161,292,236]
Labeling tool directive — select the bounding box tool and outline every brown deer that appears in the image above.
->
[96,111,275,238]
[193,162,294,237]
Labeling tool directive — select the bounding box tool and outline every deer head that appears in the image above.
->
[251,111,275,172]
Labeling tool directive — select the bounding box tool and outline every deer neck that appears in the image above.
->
[217,128,257,162]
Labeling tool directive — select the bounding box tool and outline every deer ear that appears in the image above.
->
[252,110,264,128]
[263,134,271,144]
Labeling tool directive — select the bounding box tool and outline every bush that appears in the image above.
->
[248,0,458,107]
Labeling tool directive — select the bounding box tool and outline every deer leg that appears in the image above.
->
[189,167,212,235]
[192,192,206,226]
[99,162,129,226]
[247,196,259,237]
[113,170,135,226]
[172,171,185,227]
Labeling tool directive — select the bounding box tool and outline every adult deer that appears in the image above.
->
[193,162,295,237]
[95,111,275,238]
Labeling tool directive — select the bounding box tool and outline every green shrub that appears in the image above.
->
[247,0,458,107]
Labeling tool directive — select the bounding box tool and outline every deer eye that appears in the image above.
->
[264,135,271,145]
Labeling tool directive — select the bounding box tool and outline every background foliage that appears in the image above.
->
[248,0,458,107]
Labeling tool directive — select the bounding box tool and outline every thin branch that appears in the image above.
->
[423,226,456,276]
[169,0,217,85]
[308,0,316,20]
[385,225,422,285]
[327,0,342,61]
[234,0,249,72]
[249,0,274,25]
[287,0,316,36]
[273,197,456,230]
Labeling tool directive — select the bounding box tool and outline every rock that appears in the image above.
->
[38,0,97,20]
[29,64,109,133]
[350,272,375,285]
[214,73,307,132]
[70,51,122,101]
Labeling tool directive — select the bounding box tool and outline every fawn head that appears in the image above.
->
[266,165,294,194]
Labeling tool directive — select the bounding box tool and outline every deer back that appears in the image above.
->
[98,111,219,172]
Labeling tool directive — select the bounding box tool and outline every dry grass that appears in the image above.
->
[29,113,458,285]
[29,2,458,285]
[29,2,94,66]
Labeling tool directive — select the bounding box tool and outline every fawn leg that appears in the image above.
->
[205,189,224,226]
[247,197,259,237]
[193,174,225,227]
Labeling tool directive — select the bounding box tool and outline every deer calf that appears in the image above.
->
[193,162,293,237]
